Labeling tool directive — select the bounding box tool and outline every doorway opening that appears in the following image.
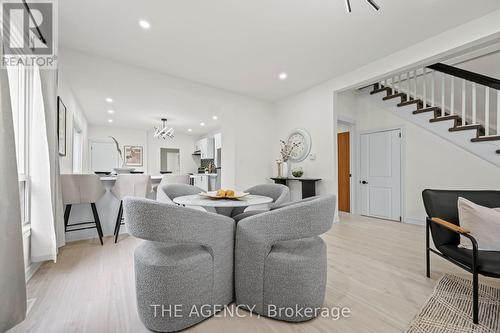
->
[337,120,354,213]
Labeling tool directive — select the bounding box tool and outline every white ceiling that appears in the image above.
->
[59,0,500,101]
[60,49,228,135]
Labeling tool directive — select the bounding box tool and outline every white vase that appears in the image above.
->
[282,161,290,178]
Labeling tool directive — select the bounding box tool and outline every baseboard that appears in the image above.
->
[404,217,425,226]
[25,262,42,282]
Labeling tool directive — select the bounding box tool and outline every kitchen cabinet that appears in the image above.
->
[193,175,209,192]
[214,133,222,150]
[196,137,214,159]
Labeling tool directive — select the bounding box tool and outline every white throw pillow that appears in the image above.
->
[458,197,500,251]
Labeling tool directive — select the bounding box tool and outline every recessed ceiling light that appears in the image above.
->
[108,119,114,123]
[139,20,151,30]
[188,128,192,132]
[105,97,113,103]
[212,115,218,120]
[279,73,288,80]
[200,122,205,127]
[107,110,115,114]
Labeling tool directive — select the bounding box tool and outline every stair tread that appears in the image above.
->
[471,135,500,142]
[429,115,460,123]
[413,107,440,115]
[370,87,391,95]
[449,124,483,132]
[398,99,423,107]
[383,93,406,101]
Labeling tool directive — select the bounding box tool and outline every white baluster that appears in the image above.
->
[413,70,417,99]
[441,73,445,117]
[396,75,400,93]
[461,79,466,126]
[485,87,490,136]
[406,72,410,99]
[422,68,427,108]
[450,77,455,115]
[431,71,436,107]
[472,83,477,124]
[497,90,500,135]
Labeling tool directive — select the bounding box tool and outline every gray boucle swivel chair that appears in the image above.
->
[123,197,235,332]
[157,183,206,212]
[235,195,335,322]
[231,183,290,220]
[157,183,202,204]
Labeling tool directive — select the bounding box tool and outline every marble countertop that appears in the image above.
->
[189,174,218,178]
[100,175,163,181]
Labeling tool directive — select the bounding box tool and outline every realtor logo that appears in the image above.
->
[1,0,57,67]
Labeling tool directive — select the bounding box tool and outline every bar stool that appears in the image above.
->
[111,174,152,243]
[61,174,106,245]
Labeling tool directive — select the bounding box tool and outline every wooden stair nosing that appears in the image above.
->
[383,93,406,101]
[449,124,483,132]
[397,99,423,108]
[413,107,440,115]
[429,115,461,123]
[471,135,500,143]
[370,87,391,95]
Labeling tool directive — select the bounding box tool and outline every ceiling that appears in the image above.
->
[59,0,500,101]
[60,49,227,135]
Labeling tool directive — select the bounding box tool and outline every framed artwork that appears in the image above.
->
[57,96,67,156]
[124,145,143,166]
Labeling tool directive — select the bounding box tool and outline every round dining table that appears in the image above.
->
[173,194,273,216]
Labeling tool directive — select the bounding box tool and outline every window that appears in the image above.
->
[7,64,33,226]
[72,128,83,173]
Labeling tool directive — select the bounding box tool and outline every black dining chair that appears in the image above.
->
[422,189,500,324]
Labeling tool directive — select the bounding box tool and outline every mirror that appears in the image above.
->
[160,148,180,174]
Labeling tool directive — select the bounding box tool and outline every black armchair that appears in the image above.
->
[422,189,500,325]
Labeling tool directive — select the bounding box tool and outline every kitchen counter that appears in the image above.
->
[99,175,163,181]
[189,174,218,178]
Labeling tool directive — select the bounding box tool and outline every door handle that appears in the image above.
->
[361,180,368,185]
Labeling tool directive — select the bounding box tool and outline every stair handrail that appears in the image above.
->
[428,63,500,90]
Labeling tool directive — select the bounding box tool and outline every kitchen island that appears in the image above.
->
[65,175,163,242]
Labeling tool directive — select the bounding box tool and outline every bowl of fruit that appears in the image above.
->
[200,189,249,200]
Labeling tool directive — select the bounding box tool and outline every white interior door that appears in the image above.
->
[359,129,401,221]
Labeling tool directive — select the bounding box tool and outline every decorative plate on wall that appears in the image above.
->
[287,128,312,162]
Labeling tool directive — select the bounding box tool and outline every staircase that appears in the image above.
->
[366,63,500,167]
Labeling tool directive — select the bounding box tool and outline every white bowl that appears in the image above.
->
[113,167,136,174]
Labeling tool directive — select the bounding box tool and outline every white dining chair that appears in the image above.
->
[111,174,152,243]
[60,174,106,245]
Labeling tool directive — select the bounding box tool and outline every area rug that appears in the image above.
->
[404,274,500,333]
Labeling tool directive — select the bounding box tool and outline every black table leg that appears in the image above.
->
[301,181,317,199]
[273,178,287,186]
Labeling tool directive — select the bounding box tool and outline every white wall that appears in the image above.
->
[339,90,500,223]
[57,71,89,173]
[272,10,500,218]
[87,125,199,175]
[147,130,198,175]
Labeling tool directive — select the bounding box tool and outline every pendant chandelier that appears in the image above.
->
[153,118,175,140]
[345,0,380,13]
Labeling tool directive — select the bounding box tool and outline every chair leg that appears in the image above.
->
[64,205,72,232]
[91,203,104,246]
[425,218,430,278]
[473,270,479,324]
[114,201,123,243]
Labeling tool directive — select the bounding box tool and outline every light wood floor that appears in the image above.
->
[10,213,500,333]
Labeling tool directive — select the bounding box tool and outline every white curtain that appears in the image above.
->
[0,68,27,330]
[30,68,60,262]
[40,68,66,249]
